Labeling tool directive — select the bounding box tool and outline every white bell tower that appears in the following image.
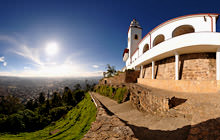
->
[127,19,142,64]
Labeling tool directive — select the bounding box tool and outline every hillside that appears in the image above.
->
[0,93,97,140]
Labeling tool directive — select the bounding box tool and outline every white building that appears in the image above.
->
[123,13,220,93]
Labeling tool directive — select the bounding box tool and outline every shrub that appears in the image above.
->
[114,87,127,103]
[73,90,85,103]
[22,109,38,131]
[6,113,25,132]
[49,106,69,121]
[95,85,127,103]
[0,114,7,131]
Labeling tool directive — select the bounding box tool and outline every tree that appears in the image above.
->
[90,83,96,91]
[62,87,71,104]
[39,92,45,105]
[74,84,81,90]
[51,92,62,107]
[73,90,85,103]
[49,106,68,121]
[85,83,91,91]
[67,91,76,106]
[22,109,38,131]
[33,99,38,109]
[25,99,34,111]
[7,113,25,132]
[106,64,116,77]
[64,87,70,93]
[45,99,50,114]
[0,95,24,115]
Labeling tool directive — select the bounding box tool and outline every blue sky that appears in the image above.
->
[0,0,219,77]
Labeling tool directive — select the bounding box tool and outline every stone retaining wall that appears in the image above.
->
[142,53,216,80]
[127,84,169,113]
[100,70,140,85]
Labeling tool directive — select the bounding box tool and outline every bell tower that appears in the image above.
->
[127,19,142,64]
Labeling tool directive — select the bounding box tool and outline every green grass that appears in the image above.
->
[0,93,97,140]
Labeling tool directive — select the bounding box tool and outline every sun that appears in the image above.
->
[45,42,59,56]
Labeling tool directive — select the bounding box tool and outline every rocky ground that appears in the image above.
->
[82,93,137,140]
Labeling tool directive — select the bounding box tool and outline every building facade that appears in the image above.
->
[123,13,220,93]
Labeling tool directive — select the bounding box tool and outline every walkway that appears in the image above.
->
[92,92,190,131]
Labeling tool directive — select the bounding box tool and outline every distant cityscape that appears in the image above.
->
[0,76,101,103]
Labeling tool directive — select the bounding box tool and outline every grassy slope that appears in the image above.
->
[0,93,97,140]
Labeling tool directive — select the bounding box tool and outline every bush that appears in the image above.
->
[0,114,7,131]
[0,96,24,115]
[73,90,85,103]
[114,87,127,103]
[22,109,38,131]
[49,106,69,121]
[6,113,25,132]
[95,85,127,103]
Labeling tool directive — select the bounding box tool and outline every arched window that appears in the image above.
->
[153,34,165,47]
[172,25,195,37]
[143,44,149,53]
[134,34,138,40]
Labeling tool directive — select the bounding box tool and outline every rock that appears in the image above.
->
[49,129,60,135]
[187,135,199,140]
[90,122,102,131]
[189,127,200,135]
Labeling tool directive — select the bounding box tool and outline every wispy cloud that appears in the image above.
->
[92,65,99,68]
[0,35,20,46]
[0,57,4,62]
[0,35,43,67]
[0,56,7,67]
[24,66,31,70]
[3,62,7,66]
[13,45,43,66]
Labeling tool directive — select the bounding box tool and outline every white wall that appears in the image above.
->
[128,32,220,69]
[126,14,219,69]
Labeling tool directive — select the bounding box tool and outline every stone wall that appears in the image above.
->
[100,73,125,85]
[155,56,175,80]
[127,84,169,113]
[180,53,216,80]
[125,70,140,83]
[100,70,140,85]
[142,53,216,80]
[143,64,152,79]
